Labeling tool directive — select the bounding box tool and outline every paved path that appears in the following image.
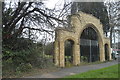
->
[25,60,118,78]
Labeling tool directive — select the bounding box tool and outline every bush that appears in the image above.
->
[2,38,55,77]
[44,42,54,55]
[16,63,32,72]
[3,47,54,76]
[81,56,88,62]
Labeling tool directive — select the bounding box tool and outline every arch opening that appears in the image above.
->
[64,39,74,66]
[80,27,100,62]
[104,44,109,61]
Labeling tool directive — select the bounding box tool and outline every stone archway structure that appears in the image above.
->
[104,37,112,61]
[54,12,112,67]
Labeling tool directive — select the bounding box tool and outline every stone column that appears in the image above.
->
[99,42,105,62]
[59,41,65,67]
[54,41,59,66]
[108,44,112,60]
[73,43,80,65]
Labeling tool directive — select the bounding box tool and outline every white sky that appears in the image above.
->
[44,0,59,9]
[43,0,64,9]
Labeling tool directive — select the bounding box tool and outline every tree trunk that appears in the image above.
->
[110,27,114,48]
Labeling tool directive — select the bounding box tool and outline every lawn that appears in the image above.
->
[65,64,119,78]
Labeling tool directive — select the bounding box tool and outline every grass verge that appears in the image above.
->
[65,64,119,78]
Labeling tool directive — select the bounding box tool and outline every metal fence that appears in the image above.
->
[80,39,99,62]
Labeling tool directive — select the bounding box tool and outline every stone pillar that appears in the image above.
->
[99,42,105,62]
[59,42,65,67]
[108,44,112,60]
[54,41,59,66]
[73,43,80,65]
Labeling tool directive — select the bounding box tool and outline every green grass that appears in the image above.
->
[65,64,119,78]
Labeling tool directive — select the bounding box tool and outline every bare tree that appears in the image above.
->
[2,1,72,42]
[105,1,120,47]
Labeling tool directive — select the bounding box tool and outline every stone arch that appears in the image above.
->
[78,23,104,45]
[62,36,79,67]
[63,36,76,43]
[64,39,75,66]
[79,25,99,62]
[104,38,112,61]
[54,12,111,67]
[78,23,105,62]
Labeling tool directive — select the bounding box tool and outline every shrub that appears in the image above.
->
[81,56,88,62]
[2,38,55,77]
[16,63,32,72]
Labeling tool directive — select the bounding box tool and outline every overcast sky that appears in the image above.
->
[44,0,60,9]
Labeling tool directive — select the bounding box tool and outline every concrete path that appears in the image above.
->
[25,60,118,78]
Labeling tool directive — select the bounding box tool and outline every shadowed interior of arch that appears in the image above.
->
[80,27,100,62]
[104,44,109,61]
[64,39,74,66]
